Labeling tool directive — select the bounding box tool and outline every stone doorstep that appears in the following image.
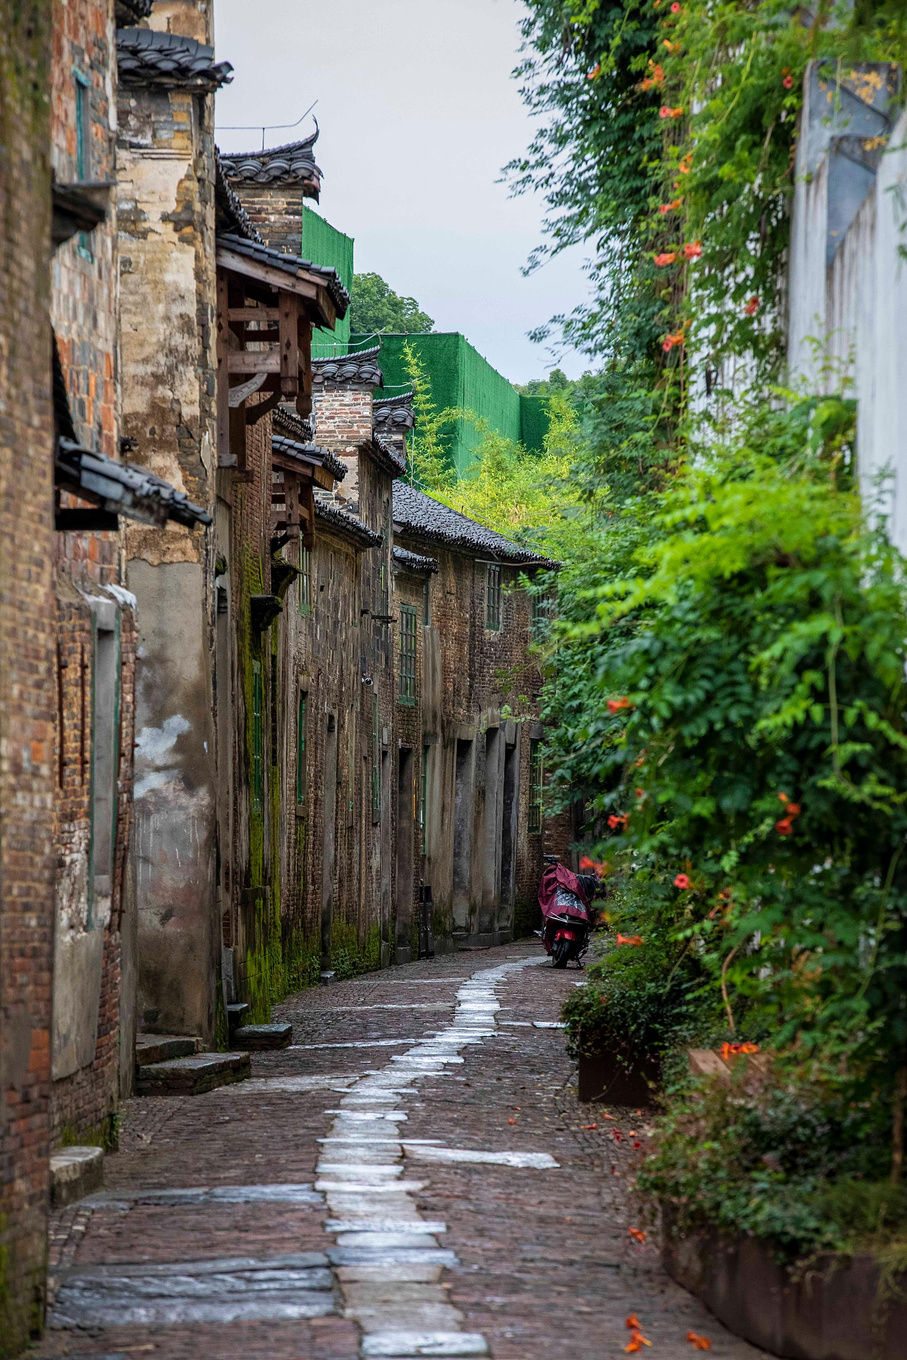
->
[134,1034,202,1067]
[361,1333,489,1357]
[231,1022,292,1050]
[134,1050,251,1096]
[50,1146,104,1208]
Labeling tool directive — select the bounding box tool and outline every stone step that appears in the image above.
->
[232,1022,292,1050]
[50,1146,104,1207]
[226,1002,250,1029]
[135,1051,251,1097]
[135,1034,202,1067]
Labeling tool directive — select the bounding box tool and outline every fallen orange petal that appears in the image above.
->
[581,1123,598,1130]
[628,1226,647,1243]
[625,1343,642,1354]
[687,1332,712,1350]
[507,1117,517,1125]
[626,1313,641,1329]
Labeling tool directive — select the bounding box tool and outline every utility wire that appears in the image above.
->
[216,101,318,151]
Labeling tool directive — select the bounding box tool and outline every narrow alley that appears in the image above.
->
[37,944,766,1360]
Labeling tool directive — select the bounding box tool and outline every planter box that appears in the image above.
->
[663,1209,907,1360]
[577,1048,659,1105]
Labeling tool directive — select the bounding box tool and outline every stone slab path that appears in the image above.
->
[34,942,768,1360]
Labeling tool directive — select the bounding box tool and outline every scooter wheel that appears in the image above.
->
[552,939,571,969]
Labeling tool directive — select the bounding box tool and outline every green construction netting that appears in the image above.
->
[303,207,354,351]
[357,332,549,476]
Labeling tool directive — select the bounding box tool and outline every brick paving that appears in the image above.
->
[33,943,767,1360]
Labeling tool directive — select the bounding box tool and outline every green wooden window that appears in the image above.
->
[399,605,417,704]
[251,659,263,813]
[529,739,544,834]
[296,691,307,806]
[371,692,381,823]
[298,545,311,616]
[74,71,93,259]
[486,563,501,631]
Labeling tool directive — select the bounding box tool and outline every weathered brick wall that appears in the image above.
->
[313,386,374,468]
[395,533,549,946]
[119,59,219,1041]
[229,184,305,256]
[50,601,136,1145]
[0,1,55,1348]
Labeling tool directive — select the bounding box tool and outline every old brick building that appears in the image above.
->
[1,7,562,1347]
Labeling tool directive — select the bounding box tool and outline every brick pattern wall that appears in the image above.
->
[0,1,55,1348]
[229,184,305,256]
[50,602,136,1145]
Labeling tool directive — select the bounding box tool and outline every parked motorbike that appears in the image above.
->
[536,856,602,969]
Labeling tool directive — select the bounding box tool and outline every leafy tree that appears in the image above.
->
[349,272,434,336]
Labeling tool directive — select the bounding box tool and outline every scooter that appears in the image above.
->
[536,856,601,969]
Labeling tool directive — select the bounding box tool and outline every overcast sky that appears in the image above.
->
[213,0,589,383]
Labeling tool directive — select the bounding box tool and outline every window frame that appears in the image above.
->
[485,562,501,632]
[398,604,417,705]
[528,739,544,834]
[298,544,312,616]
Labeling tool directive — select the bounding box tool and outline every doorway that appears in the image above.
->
[452,738,473,932]
[395,746,414,960]
[321,714,338,970]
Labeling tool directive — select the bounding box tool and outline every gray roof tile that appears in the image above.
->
[392,482,557,568]
[220,132,321,196]
[314,494,382,549]
[117,27,233,90]
[271,433,347,484]
[312,346,382,388]
[393,546,438,574]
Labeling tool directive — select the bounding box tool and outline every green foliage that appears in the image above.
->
[637,1065,900,1262]
[349,272,434,336]
[401,342,457,491]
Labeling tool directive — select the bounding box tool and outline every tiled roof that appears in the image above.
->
[362,435,406,479]
[116,27,233,90]
[314,494,382,549]
[272,433,346,484]
[217,232,350,317]
[53,332,210,530]
[312,346,382,387]
[214,151,262,243]
[392,482,558,568]
[116,0,153,23]
[393,546,438,574]
[57,439,211,529]
[220,132,321,198]
[373,392,415,434]
[272,404,315,446]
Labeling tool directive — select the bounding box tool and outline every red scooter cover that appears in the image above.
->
[538,863,591,922]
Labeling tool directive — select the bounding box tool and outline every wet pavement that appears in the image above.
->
[35,942,768,1359]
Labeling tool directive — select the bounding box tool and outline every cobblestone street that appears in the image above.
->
[35,944,767,1360]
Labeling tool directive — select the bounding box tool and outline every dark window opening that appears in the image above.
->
[296,691,307,807]
[528,739,544,834]
[251,659,263,814]
[486,562,501,631]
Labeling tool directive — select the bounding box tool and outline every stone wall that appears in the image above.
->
[0,1,55,1348]
[119,36,218,1041]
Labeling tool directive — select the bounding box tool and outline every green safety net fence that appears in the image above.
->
[302,207,354,352]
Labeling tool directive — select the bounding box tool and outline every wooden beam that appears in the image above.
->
[216,271,240,469]
[226,350,281,374]
[280,293,301,399]
[227,307,280,322]
[297,318,313,419]
[217,245,319,304]
[301,482,315,550]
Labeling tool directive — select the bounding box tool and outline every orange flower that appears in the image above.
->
[787,803,801,817]
[608,696,632,713]
[587,65,601,80]
[778,792,789,803]
[674,873,691,889]
[662,331,685,352]
[783,73,793,89]
[608,814,628,830]
[628,1226,647,1243]
[775,817,793,835]
[687,1332,712,1351]
[659,105,684,119]
[671,1,681,9]
[654,251,677,266]
[720,1042,760,1059]
[663,38,677,50]
[744,295,760,315]
[659,200,681,215]
[683,241,702,259]
[640,62,665,91]
[678,153,693,173]
[617,933,644,947]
